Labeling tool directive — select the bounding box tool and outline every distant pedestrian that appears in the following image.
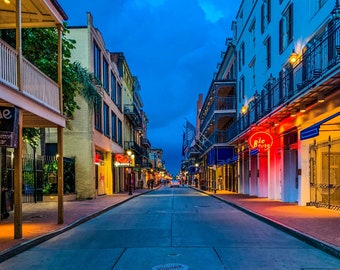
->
[218,176,223,190]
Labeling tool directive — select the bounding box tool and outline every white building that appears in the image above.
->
[228,0,340,207]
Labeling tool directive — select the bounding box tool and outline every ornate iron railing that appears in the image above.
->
[226,20,340,142]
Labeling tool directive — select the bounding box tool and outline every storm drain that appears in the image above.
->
[152,263,189,270]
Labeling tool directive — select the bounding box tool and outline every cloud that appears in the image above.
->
[58,0,241,175]
[198,0,224,23]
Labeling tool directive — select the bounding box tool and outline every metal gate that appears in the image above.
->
[22,155,75,203]
[309,137,340,210]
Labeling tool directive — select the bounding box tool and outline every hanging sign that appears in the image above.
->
[114,154,135,167]
[248,131,273,151]
[0,106,19,148]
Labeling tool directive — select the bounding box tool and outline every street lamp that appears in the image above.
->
[126,150,134,195]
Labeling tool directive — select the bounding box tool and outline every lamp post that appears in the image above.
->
[126,150,133,195]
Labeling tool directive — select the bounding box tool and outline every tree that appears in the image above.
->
[1,25,102,143]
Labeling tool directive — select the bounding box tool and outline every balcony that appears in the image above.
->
[142,137,151,148]
[124,104,143,129]
[0,39,64,127]
[200,96,236,132]
[124,141,147,157]
[226,20,340,143]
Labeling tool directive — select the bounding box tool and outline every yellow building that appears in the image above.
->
[63,13,125,199]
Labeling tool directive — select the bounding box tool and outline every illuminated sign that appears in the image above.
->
[94,151,104,165]
[0,106,19,148]
[249,131,273,151]
[114,154,135,167]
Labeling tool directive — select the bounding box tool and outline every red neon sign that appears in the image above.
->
[114,154,134,167]
[249,131,273,151]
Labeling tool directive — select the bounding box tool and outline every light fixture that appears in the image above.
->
[4,0,10,4]
[269,73,275,85]
[289,49,298,64]
[291,110,297,117]
[332,0,340,20]
[300,103,306,113]
[241,105,248,114]
[317,93,325,103]
[126,149,132,156]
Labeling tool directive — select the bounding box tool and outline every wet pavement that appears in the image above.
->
[0,186,339,262]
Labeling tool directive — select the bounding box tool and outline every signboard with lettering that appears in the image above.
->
[114,154,135,167]
[248,131,273,152]
[0,106,19,148]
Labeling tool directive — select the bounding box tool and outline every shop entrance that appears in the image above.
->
[309,137,340,209]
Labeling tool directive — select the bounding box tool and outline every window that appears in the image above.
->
[239,75,245,100]
[103,102,110,137]
[94,99,102,132]
[261,0,271,33]
[249,20,256,49]
[117,84,122,111]
[117,119,122,145]
[310,0,327,17]
[103,59,109,93]
[264,36,271,69]
[239,42,245,71]
[93,41,101,80]
[111,72,116,103]
[249,57,256,88]
[111,112,117,141]
[279,3,294,54]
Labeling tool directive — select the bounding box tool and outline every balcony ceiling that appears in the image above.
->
[0,0,67,29]
[217,85,235,96]
[217,116,233,130]
[0,99,65,128]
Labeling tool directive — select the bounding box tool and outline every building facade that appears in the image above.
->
[63,13,125,199]
[184,0,340,208]
[228,0,340,207]
[0,0,67,237]
[111,52,152,191]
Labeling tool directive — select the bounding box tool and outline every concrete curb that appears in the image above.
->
[0,189,155,263]
[192,187,340,259]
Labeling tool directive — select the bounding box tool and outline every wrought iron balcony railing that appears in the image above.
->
[226,20,340,142]
[124,141,147,157]
[200,96,236,132]
[124,104,143,128]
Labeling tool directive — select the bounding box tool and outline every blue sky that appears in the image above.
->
[58,0,241,176]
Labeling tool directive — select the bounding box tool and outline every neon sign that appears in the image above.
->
[114,154,135,167]
[249,131,273,151]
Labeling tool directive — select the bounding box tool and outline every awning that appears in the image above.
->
[300,111,340,140]
[207,146,234,166]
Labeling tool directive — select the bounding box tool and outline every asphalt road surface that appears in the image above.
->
[1,186,340,270]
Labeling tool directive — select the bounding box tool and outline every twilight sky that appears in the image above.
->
[58,0,241,176]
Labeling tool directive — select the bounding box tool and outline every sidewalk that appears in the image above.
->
[1,187,340,262]
[204,189,340,258]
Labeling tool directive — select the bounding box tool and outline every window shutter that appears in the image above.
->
[279,18,283,54]
[261,4,265,33]
[288,3,294,43]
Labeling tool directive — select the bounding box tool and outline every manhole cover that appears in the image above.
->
[152,263,189,270]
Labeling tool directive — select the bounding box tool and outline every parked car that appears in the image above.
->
[170,179,180,188]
